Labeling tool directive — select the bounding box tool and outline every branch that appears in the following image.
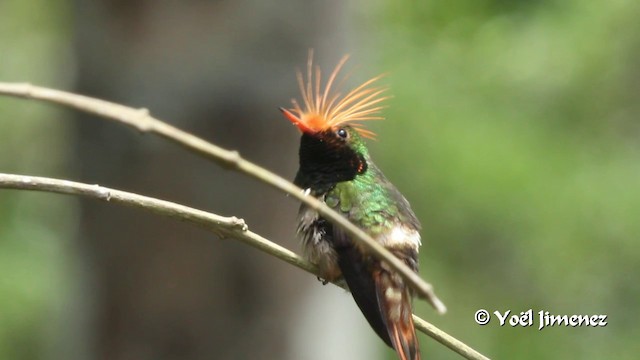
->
[412,316,489,360]
[0,173,489,360]
[0,82,446,313]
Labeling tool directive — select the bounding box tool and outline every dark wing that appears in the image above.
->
[332,225,394,347]
[334,225,420,359]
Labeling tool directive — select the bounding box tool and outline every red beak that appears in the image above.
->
[280,107,313,133]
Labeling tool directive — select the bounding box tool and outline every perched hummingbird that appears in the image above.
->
[281,55,423,360]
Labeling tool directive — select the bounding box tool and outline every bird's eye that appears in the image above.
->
[337,128,348,139]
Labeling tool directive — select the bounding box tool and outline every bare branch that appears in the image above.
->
[0,82,446,313]
[0,173,313,274]
[0,173,489,360]
[413,316,489,360]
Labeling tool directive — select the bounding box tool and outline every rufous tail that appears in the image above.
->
[373,267,420,360]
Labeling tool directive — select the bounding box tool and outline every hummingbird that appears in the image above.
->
[281,55,423,360]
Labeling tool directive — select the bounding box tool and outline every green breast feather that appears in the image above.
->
[324,162,420,237]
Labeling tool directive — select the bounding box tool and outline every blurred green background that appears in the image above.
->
[1,0,638,359]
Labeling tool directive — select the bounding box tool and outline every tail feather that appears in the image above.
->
[373,268,420,360]
[335,243,420,360]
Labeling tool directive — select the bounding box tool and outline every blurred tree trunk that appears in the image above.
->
[70,1,350,359]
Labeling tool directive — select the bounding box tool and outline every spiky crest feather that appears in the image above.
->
[283,52,389,138]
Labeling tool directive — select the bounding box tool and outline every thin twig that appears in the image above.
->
[0,82,446,314]
[412,316,489,360]
[0,173,489,360]
[0,173,313,273]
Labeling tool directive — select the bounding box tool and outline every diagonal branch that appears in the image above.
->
[0,82,446,314]
[0,173,489,360]
[0,173,313,273]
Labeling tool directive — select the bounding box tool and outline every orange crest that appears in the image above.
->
[281,53,389,139]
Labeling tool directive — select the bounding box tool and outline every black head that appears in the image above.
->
[293,126,369,193]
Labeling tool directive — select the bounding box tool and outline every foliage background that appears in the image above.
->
[0,0,638,359]
[370,2,640,359]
